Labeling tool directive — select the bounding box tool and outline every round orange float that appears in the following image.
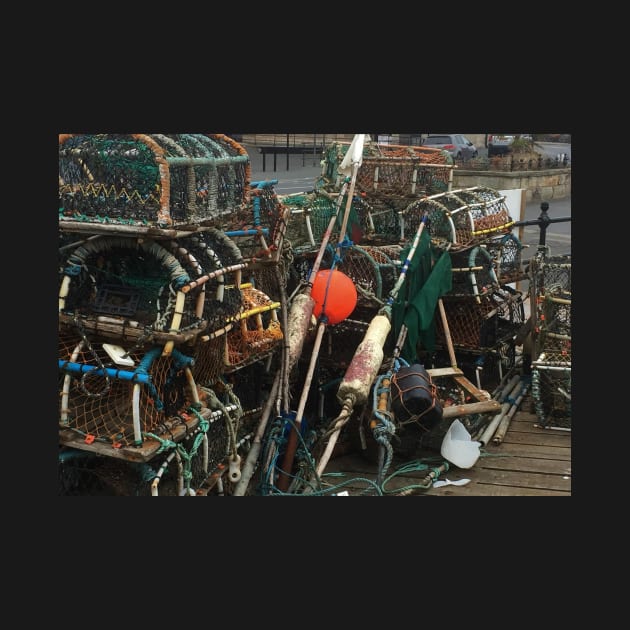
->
[310,269,357,325]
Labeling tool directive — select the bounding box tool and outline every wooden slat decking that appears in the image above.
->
[321,394,571,496]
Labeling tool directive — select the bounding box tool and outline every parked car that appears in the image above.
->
[487,134,515,156]
[422,134,478,160]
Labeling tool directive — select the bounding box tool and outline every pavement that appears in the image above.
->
[243,142,323,185]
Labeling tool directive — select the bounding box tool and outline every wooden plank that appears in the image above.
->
[456,467,571,492]
[507,419,570,434]
[321,462,571,496]
[500,431,570,448]
[483,442,571,460]
[427,482,570,497]
[59,408,209,463]
[477,454,571,476]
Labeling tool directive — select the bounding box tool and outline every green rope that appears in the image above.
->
[380,458,447,495]
[142,432,177,453]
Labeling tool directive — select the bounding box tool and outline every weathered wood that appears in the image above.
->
[483,442,571,461]
[427,482,569,497]
[59,312,206,345]
[442,399,500,419]
[477,454,571,476]
[501,431,570,447]
[59,408,209,463]
[322,392,572,496]
[455,467,571,492]
[427,366,464,378]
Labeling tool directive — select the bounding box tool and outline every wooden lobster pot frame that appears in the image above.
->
[59,134,250,231]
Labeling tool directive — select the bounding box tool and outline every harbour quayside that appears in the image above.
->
[58,134,571,496]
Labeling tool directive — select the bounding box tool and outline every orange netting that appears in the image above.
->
[59,330,197,449]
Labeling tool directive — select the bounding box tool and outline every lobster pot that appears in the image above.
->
[333,246,399,308]
[281,190,394,253]
[320,140,453,198]
[530,254,571,298]
[402,186,514,251]
[539,290,571,363]
[529,254,571,361]
[223,286,284,373]
[59,236,207,352]
[436,287,526,353]
[227,180,288,260]
[58,329,199,451]
[287,245,398,312]
[59,133,250,230]
[448,245,499,298]
[312,313,373,372]
[391,364,443,430]
[173,229,245,335]
[281,191,337,253]
[59,405,234,495]
[532,363,571,429]
[483,233,528,285]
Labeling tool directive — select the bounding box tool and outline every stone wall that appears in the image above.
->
[452,167,571,201]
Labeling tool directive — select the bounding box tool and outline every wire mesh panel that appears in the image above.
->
[59,134,250,229]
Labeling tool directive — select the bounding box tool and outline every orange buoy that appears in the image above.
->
[310,269,357,325]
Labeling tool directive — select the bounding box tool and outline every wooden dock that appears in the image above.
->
[321,393,571,497]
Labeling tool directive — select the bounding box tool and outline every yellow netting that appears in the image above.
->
[224,286,283,370]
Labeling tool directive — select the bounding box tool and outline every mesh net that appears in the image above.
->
[59,134,250,229]
[448,245,499,298]
[530,254,571,363]
[484,233,527,285]
[320,141,453,198]
[402,187,514,251]
[59,329,197,449]
[435,288,526,353]
[532,366,571,429]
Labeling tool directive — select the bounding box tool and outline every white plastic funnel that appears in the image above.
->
[440,419,481,469]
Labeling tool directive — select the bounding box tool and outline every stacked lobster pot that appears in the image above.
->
[281,139,455,370]
[409,186,528,388]
[58,134,288,495]
[529,254,571,429]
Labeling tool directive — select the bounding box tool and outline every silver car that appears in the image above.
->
[422,134,478,160]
